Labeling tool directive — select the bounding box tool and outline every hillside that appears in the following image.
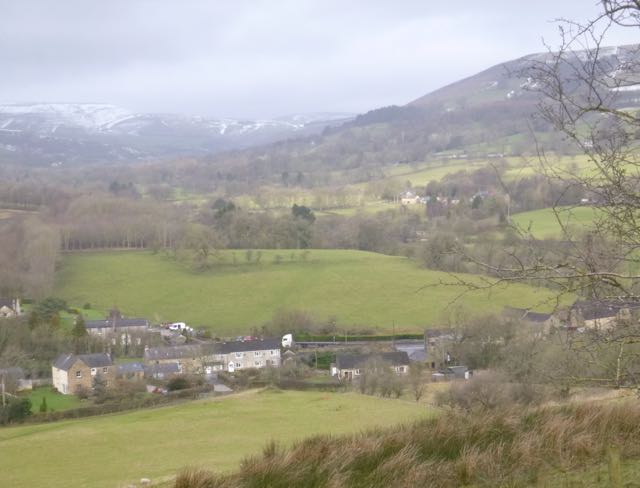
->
[177,399,640,488]
[54,250,563,334]
[0,390,429,488]
[0,103,353,167]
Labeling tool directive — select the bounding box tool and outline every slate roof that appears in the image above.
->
[85,318,149,329]
[0,298,16,308]
[503,307,552,323]
[214,339,281,354]
[144,362,180,377]
[144,345,203,361]
[53,353,113,371]
[336,351,410,370]
[117,362,145,375]
[571,299,640,321]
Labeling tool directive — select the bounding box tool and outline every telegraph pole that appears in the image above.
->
[1,372,5,407]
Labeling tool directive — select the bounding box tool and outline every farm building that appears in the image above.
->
[52,353,115,395]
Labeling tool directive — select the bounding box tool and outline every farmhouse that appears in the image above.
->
[569,299,640,331]
[0,298,21,318]
[85,317,150,336]
[502,307,560,336]
[52,353,115,395]
[212,339,281,373]
[143,345,207,374]
[331,352,410,380]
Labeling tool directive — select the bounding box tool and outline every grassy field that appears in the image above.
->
[511,206,598,239]
[0,389,430,488]
[53,250,562,335]
[23,386,84,413]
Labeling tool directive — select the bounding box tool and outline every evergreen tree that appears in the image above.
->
[39,396,47,413]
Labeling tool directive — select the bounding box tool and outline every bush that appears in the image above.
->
[435,373,545,411]
[0,397,32,424]
[167,376,192,392]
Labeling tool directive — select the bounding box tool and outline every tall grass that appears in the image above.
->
[175,401,640,487]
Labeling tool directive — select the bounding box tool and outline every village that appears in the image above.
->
[1,294,635,410]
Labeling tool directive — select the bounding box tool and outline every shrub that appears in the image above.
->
[167,376,192,392]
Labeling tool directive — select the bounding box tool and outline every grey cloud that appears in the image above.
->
[1,0,637,118]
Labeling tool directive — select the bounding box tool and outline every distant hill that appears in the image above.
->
[0,103,353,166]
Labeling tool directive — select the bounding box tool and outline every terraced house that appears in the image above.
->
[52,353,115,395]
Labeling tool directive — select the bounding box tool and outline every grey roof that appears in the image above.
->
[85,318,149,329]
[503,307,552,323]
[117,362,145,375]
[53,353,113,371]
[0,298,18,309]
[571,299,640,321]
[144,345,202,361]
[144,362,180,377]
[408,350,428,362]
[336,352,410,370]
[214,339,280,354]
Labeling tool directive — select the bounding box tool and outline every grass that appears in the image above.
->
[0,389,430,488]
[174,399,640,488]
[53,250,561,335]
[22,386,84,413]
[511,206,599,239]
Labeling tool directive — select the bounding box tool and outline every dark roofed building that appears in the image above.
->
[332,352,410,380]
[85,317,150,336]
[570,299,640,330]
[0,298,21,318]
[144,362,180,380]
[116,362,145,380]
[212,339,281,373]
[52,353,115,395]
[502,307,560,336]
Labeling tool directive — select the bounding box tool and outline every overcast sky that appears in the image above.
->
[1,1,638,119]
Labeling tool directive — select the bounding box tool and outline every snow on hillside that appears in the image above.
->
[0,103,134,131]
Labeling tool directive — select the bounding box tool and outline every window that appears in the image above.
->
[355,369,361,375]
[255,360,261,366]
[235,352,243,358]
[270,350,277,355]
[254,351,261,356]
[103,367,108,373]
[235,363,241,368]
[75,371,82,378]
[91,368,96,376]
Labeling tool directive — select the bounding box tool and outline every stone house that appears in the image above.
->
[52,353,115,395]
[331,352,410,380]
[143,345,206,374]
[502,307,561,337]
[0,298,21,318]
[211,339,281,373]
[569,300,640,331]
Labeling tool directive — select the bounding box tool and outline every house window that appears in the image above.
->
[75,371,82,378]
[103,367,108,373]
[255,360,261,366]
[254,351,261,356]
[270,350,277,355]
[235,363,241,368]
[91,368,97,375]
[355,369,361,375]
[235,352,243,358]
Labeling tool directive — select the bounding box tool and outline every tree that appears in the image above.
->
[71,315,88,354]
[39,396,47,413]
[408,363,426,402]
[458,2,640,390]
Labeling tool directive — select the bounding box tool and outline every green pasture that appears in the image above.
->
[511,206,598,239]
[0,389,430,488]
[54,249,561,335]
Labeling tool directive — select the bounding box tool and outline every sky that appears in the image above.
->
[1,0,638,119]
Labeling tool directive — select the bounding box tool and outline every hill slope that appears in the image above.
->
[54,250,562,334]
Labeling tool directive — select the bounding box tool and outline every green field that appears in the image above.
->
[511,206,598,239]
[54,250,560,335]
[0,389,430,488]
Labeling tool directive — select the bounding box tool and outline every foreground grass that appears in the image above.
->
[0,389,429,488]
[175,399,640,488]
[54,250,560,335]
